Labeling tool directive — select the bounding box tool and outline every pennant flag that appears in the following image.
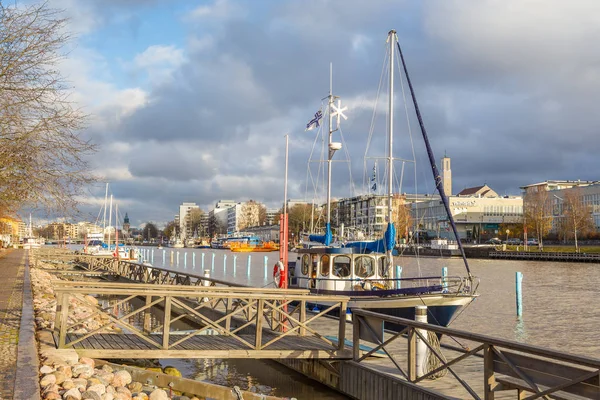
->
[371,164,377,191]
[305,109,323,131]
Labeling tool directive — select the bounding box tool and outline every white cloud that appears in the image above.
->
[187,0,244,21]
[129,45,186,85]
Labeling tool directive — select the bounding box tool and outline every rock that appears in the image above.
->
[101,365,114,373]
[52,370,67,385]
[40,365,54,374]
[115,386,132,400]
[63,388,82,400]
[133,394,148,400]
[144,367,162,373]
[57,365,73,379]
[102,394,114,400]
[148,390,168,400]
[162,366,182,377]
[174,396,190,400]
[112,394,130,400]
[127,382,143,394]
[87,384,106,396]
[94,372,113,386]
[43,391,61,400]
[112,370,132,387]
[72,378,87,391]
[81,391,102,400]
[79,358,95,369]
[72,364,94,379]
[42,383,60,395]
[105,386,116,395]
[40,373,57,387]
[62,379,75,390]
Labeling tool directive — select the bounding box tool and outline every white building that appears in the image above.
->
[209,200,236,235]
[179,202,199,240]
[411,185,523,241]
[227,201,261,233]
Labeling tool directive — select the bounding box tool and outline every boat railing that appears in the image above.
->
[291,275,477,295]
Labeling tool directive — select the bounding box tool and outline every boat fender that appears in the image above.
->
[273,261,284,288]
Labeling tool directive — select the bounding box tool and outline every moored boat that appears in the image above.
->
[286,30,478,330]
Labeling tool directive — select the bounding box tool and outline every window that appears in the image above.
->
[355,256,375,278]
[301,254,309,275]
[320,255,330,276]
[378,257,386,276]
[333,256,351,278]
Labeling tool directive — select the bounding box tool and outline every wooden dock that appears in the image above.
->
[33,249,600,400]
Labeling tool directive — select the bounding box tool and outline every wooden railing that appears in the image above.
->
[52,281,350,358]
[351,309,600,400]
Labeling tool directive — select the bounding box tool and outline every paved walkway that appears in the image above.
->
[0,249,39,400]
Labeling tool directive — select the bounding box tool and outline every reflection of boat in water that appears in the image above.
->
[288,30,478,330]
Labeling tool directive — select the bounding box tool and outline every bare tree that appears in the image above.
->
[238,200,260,231]
[187,208,204,236]
[523,188,552,248]
[0,2,95,215]
[392,195,412,241]
[162,220,177,239]
[557,189,594,252]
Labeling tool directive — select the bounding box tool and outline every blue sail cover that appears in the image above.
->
[344,223,396,253]
[309,222,333,246]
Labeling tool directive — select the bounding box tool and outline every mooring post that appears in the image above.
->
[211,253,215,271]
[415,305,428,379]
[184,252,187,268]
[233,255,237,274]
[176,251,180,266]
[247,255,251,277]
[442,266,448,292]
[263,255,268,279]
[395,265,403,289]
[516,271,523,317]
[201,253,205,269]
[162,250,166,265]
[170,251,174,265]
[223,254,227,272]
[202,269,210,302]
[192,252,196,267]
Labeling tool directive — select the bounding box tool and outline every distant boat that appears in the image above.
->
[22,214,43,249]
[171,237,184,248]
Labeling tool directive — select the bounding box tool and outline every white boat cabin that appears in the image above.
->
[292,248,389,291]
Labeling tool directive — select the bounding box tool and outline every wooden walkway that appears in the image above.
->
[57,331,346,359]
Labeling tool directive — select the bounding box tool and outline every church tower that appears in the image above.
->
[123,213,130,235]
[442,154,452,196]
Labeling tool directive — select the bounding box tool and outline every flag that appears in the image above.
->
[305,109,323,131]
[371,164,377,191]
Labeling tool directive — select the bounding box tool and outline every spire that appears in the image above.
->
[124,213,129,224]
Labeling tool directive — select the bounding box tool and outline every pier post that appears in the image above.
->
[184,253,187,268]
[202,269,210,302]
[516,271,523,317]
[151,250,154,264]
[264,256,268,279]
[170,251,174,265]
[415,305,428,379]
[176,251,180,266]
[247,255,251,277]
[193,252,196,267]
[395,265,402,289]
[201,253,205,269]
[223,254,227,272]
[143,296,152,333]
[442,266,448,292]
[233,255,237,275]
[211,253,215,271]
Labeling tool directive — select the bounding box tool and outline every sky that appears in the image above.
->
[39,0,600,227]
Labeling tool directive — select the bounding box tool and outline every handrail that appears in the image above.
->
[352,309,600,368]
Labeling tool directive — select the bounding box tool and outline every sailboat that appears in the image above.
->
[22,214,43,249]
[288,30,478,329]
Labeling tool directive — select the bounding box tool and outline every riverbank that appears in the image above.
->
[28,253,289,400]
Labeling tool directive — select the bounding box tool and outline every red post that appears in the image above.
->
[279,214,289,288]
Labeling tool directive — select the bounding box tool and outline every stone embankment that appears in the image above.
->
[30,260,200,400]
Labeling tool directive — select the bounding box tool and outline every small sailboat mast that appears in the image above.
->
[386,30,396,274]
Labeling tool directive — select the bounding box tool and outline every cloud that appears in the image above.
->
[39,0,600,226]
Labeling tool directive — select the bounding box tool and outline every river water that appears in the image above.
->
[130,247,600,398]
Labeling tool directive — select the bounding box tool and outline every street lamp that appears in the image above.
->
[553,194,578,253]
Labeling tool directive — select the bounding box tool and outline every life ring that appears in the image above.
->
[273,261,284,288]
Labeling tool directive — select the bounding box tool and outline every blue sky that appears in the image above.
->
[37,0,600,227]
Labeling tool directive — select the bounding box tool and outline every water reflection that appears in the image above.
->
[514,317,528,342]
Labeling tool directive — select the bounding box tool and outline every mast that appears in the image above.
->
[326,63,334,228]
[107,194,113,248]
[102,183,108,233]
[386,30,396,272]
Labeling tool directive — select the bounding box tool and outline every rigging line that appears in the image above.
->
[337,126,356,197]
[363,43,388,194]
[396,40,472,277]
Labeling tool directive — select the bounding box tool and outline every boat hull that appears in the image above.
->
[303,293,475,329]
